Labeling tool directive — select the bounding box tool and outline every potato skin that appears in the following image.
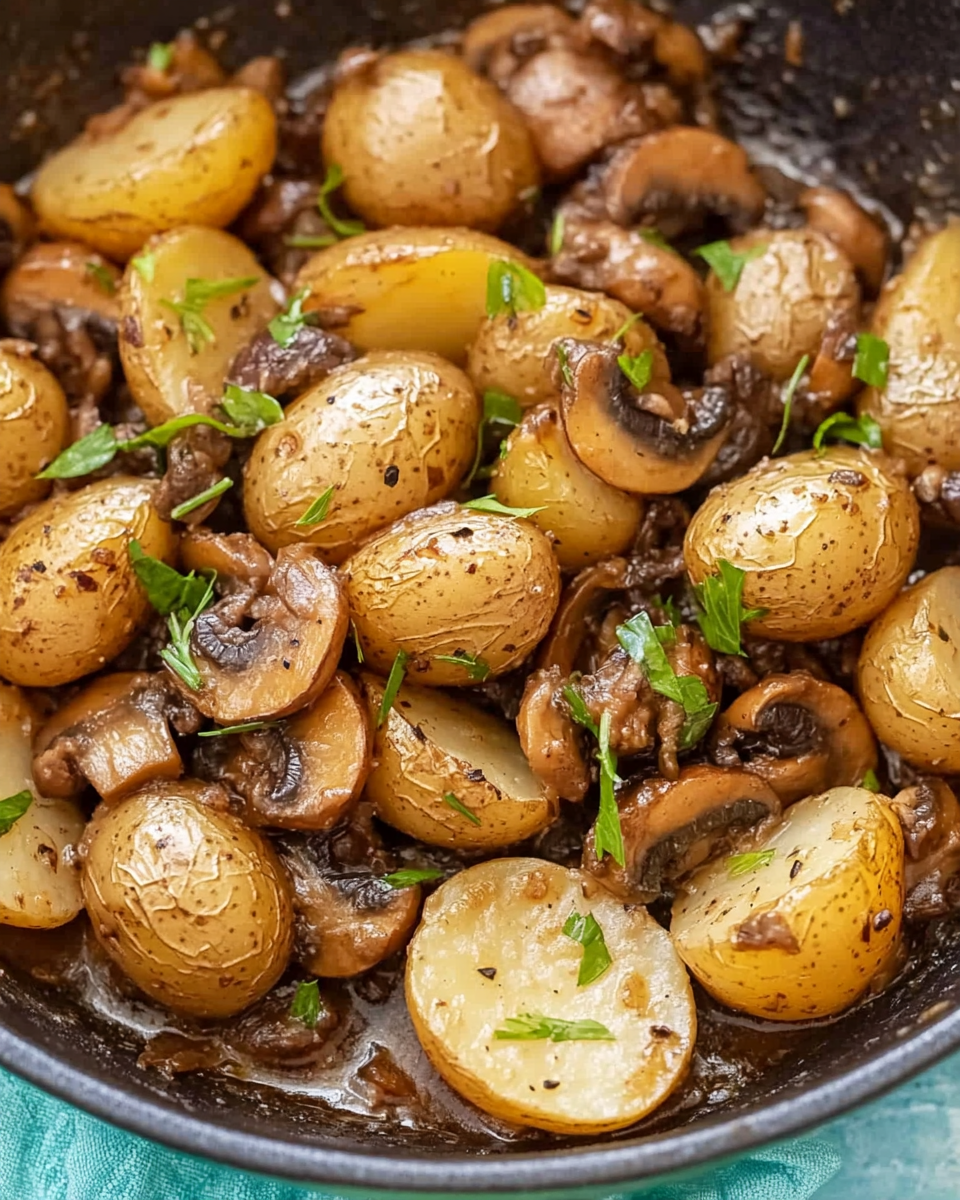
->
[684,447,919,640]
[244,352,480,563]
[493,404,642,570]
[32,88,277,260]
[343,502,561,683]
[858,567,960,772]
[323,50,539,232]
[0,477,176,687]
[0,344,69,517]
[81,783,294,1017]
[672,787,904,1021]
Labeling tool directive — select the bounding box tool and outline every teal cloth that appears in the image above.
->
[4,1052,960,1200]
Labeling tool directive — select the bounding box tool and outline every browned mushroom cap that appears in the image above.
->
[890,778,960,920]
[804,308,859,427]
[697,355,782,488]
[550,217,706,341]
[558,338,730,494]
[576,0,709,84]
[153,424,233,527]
[799,186,889,294]
[462,4,577,76]
[0,185,35,273]
[180,527,274,591]
[179,544,349,723]
[517,666,590,802]
[275,809,422,977]
[600,128,767,232]
[194,673,371,831]
[710,673,877,806]
[583,764,781,901]
[537,557,628,676]
[33,672,200,803]
[228,325,357,399]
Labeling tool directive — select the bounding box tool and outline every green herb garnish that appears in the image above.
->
[462,495,544,518]
[548,212,565,257]
[485,260,546,320]
[290,979,322,1028]
[351,621,365,664]
[852,332,890,389]
[131,250,156,283]
[610,312,644,344]
[434,651,491,681]
[377,650,409,727]
[160,275,261,354]
[128,541,216,691]
[652,593,681,627]
[638,227,672,251]
[466,389,522,484]
[147,41,175,71]
[170,477,233,521]
[727,849,776,877]
[85,261,116,295]
[562,686,624,865]
[268,287,318,348]
[563,911,612,987]
[693,559,768,656]
[198,722,276,738]
[771,353,810,456]
[317,164,366,239]
[861,768,881,792]
[442,791,481,826]
[0,791,33,837]
[563,684,599,738]
[383,868,444,889]
[295,485,336,527]
[220,383,284,432]
[494,1014,615,1042]
[812,411,883,455]
[37,423,118,479]
[696,240,767,292]
[556,342,573,386]
[617,348,654,392]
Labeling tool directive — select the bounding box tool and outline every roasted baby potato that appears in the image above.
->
[672,786,904,1020]
[294,227,535,364]
[323,50,539,232]
[684,447,919,640]
[362,678,557,850]
[244,351,479,563]
[0,342,69,517]
[858,567,960,773]
[32,88,277,260]
[493,403,643,570]
[407,858,696,1133]
[0,684,85,929]
[0,478,176,687]
[81,781,294,1017]
[119,225,280,426]
[343,502,561,684]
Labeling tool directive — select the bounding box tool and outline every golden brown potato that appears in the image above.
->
[323,50,539,232]
[0,478,176,687]
[119,225,280,426]
[684,447,919,640]
[0,342,69,517]
[343,502,561,684]
[32,88,277,260]
[407,858,696,1133]
[362,677,557,850]
[294,227,534,364]
[858,567,960,773]
[493,404,642,569]
[0,683,85,929]
[706,228,860,381]
[82,782,294,1017]
[672,787,904,1020]
[466,285,667,408]
[857,225,960,473]
[243,352,479,563]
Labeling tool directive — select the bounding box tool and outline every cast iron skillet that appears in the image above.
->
[3,0,960,1192]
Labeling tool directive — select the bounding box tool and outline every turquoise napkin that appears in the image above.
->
[4,1053,960,1200]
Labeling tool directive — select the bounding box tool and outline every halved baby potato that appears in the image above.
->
[0,684,85,929]
[119,225,280,426]
[32,88,277,260]
[672,786,905,1021]
[294,227,535,364]
[406,858,696,1133]
[362,678,557,850]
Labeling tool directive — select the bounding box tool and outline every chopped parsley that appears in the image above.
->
[726,849,776,878]
[147,41,175,72]
[85,261,116,295]
[563,686,624,867]
[812,411,883,455]
[442,792,482,826]
[433,651,491,681]
[556,342,573,386]
[268,287,318,348]
[462,495,544,518]
[383,868,444,889]
[563,911,612,987]
[485,260,546,320]
[771,354,810,456]
[548,211,565,257]
[466,390,522,484]
[696,239,767,292]
[861,768,881,793]
[317,163,366,239]
[376,650,409,727]
[295,486,336,527]
[128,541,216,691]
[693,559,768,656]
[290,979,322,1028]
[170,476,233,521]
[494,1014,615,1042]
[617,348,654,392]
[160,275,261,354]
[220,384,284,432]
[197,722,276,738]
[0,791,33,837]
[638,227,672,251]
[131,251,156,283]
[852,332,890,389]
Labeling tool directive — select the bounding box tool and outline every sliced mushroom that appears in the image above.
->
[550,217,706,341]
[803,307,859,427]
[194,672,370,831]
[799,186,889,295]
[583,764,781,901]
[537,557,628,676]
[179,527,274,592]
[710,673,877,806]
[462,4,577,78]
[599,128,767,233]
[275,808,421,977]
[178,543,349,723]
[228,324,357,398]
[152,424,233,526]
[890,778,960,921]
[33,672,200,804]
[120,29,226,102]
[696,354,782,488]
[558,338,730,494]
[517,666,590,802]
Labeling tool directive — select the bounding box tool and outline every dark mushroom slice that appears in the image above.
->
[462,4,577,78]
[696,355,782,488]
[710,672,877,806]
[275,809,421,978]
[153,423,233,526]
[228,324,357,399]
[599,128,767,233]
[550,217,706,342]
[179,527,274,593]
[517,666,591,802]
[176,543,349,724]
[557,338,730,494]
[799,186,889,295]
[537,556,628,676]
[195,672,371,831]
[890,778,960,921]
[32,672,200,804]
[583,764,781,901]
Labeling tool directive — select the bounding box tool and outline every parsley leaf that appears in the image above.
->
[485,260,546,319]
[86,261,116,295]
[693,559,768,656]
[317,164,366,239]
[268,287,318,348]
[170,477,233,521]
[434,651,491,681]
[0,791,33,837]
[556,342,573,386]
[128,542,216,691]
[594,711,625,864]
[220,384,284,433]
[494,1014,615,1042]
[652,593,681,627]
[610,312,644,344]
[563,684,599,738]
[462,495,544,518]
[295,486,336,527]
[160,573,216,691]
[466,390,522,484]
[198,722,277,738]
[160,275,261,354]
[290,979,322,1028]
[861,768,881,792]
[442,791,482,826]
[147,41,174,71]
[727,849,776,877]
[696,240,767,292]
[351,621,365,664]
[563,911,612,987]
[852,332,890,389]
[812,411,883,455]
[616,612,718,749]
[548,211,565,257]
[37,423,119,479]
[377,650,409,727]
[383,868,444,889]
[131,251,156,283]
[771,353,810,455]
[638,227,672,251]
[618,348,654,391]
